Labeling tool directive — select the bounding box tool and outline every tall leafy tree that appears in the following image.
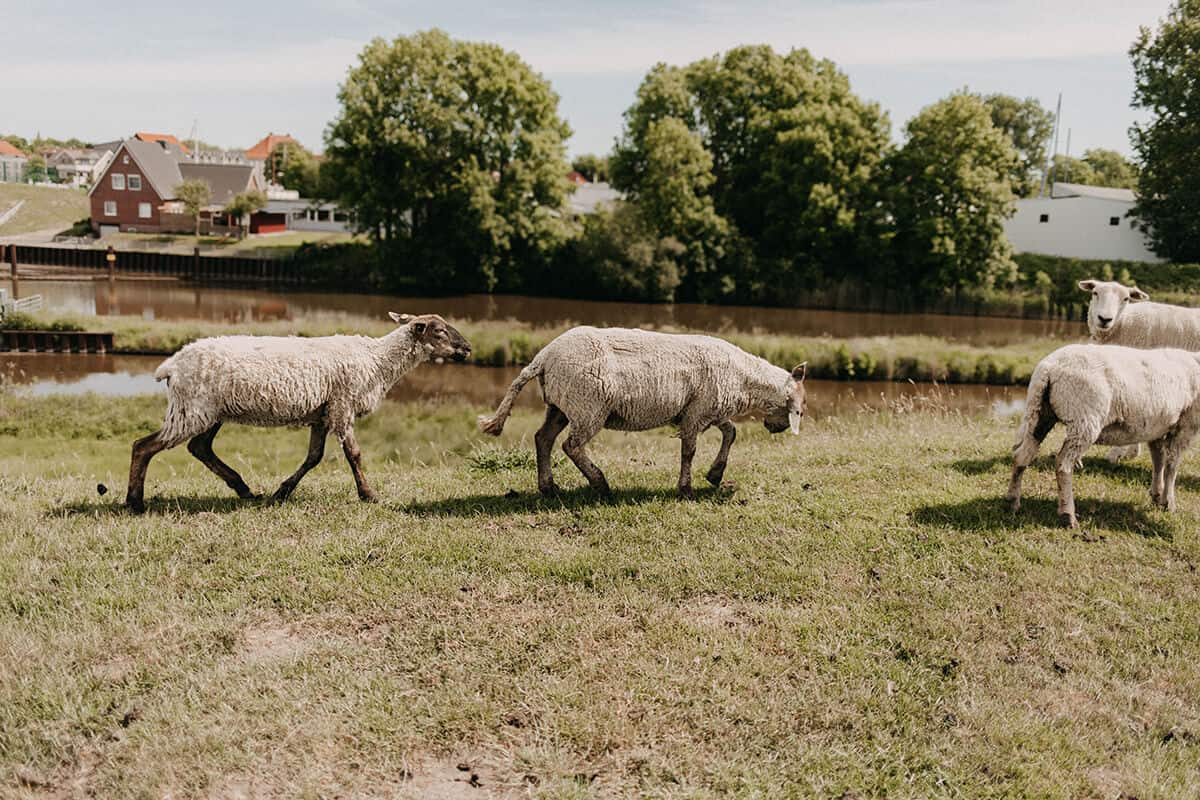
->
[1130,0,1200,260]
[570,154,610,183]
[325,29,572,290]
[224,190,268,238]
[612,45,890,301]
[981,94,1054,197]
[1081,148,1138,189]
[886,92,1019,297]
[266,142,320,197]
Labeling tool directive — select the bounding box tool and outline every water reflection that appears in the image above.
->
[4,354,1025,419]
[1,277,1085,346]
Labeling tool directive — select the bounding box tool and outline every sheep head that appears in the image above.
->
[1079,280,1149,338]
[764,362,808,435]
[389,312,472,362]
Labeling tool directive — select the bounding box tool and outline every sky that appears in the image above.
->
[0,0,1174,158]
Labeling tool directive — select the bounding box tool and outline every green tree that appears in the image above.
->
[1130,0,1200,260]
[981,94,1054,197]
[223,189,268,238]
[1050,154,1097,187]
[175,179,212,238]
[1083,148,1137,189]
[612,45,890,301]
[886,92,1020,298]
[572,203,685,302]
[267,142,321,197]
[324,29,572,291]
[24,155,48,183]
[571,154,610,182]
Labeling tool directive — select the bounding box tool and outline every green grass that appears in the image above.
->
[1,393,1198,797]
[105,230,362,258]
[21,311,1073,386]
[0,184,89,236]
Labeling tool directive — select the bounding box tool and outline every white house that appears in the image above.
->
[1003,182,1162,263]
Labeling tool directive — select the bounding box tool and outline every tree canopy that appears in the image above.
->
[1130,0,1200,260]
[266,142,321,198]
[886,93,1020,297]
[324,29,573,290]
[611,44,891,302]
[981,94,1054,197]
[175,179,212,237]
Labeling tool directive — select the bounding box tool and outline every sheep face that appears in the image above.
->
[389,313,472,361]
[763,362,808,435]
[1080,279,1149,336]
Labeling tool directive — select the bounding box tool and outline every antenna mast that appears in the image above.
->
[1039,92,1062,198]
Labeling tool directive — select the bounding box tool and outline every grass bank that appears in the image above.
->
[0,183,89,236]
[1,394,1198,797]
[10,311,1073,385]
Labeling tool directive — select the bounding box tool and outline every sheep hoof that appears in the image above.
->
[538,483,559,496]
[358,490,380,504]
[705,469,725,486]
[126,499,146,515]
[1060,513,1079,529]
[679,486,696,500]
[1007,496,1020,512]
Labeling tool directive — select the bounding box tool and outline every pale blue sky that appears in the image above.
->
[1,1,1172,158]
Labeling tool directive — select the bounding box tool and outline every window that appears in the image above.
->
[103,201,117,217]
[122,155,129,164]
[138,202,151,219]
[1038,213,1049,223]
[127,174,142,191]
[1109,216,1120,226]
[111,173,125,190]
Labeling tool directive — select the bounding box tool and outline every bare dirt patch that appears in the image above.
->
[239,622,310,663]
[680,595,753,630]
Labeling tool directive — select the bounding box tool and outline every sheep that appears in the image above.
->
[125,313,471,513]
[1006,343,1200,528]
[477,326,807,497]
[1080,279,1200,462]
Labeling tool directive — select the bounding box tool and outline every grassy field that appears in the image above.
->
[0,184,89,236]
[105,230,361,258]
[1,391,1198,797]
[8,310,1072,386]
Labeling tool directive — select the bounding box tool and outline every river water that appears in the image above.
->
[2,277,1045,417]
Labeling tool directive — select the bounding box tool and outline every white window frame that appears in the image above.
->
[127,174,142,191]
[103,201,117,217]
[138,202,151,219]
[111,173,125,190]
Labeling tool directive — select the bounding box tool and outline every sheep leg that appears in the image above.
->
[534,405,569,495]
[705,421,737,486]
[273,423,327,502]
[339,428,379,503]
[678,430,699,499]
[126,430,171,513]
[1055,432,1094,529]
[562,417,610,495]
[1149,439,1166,506]
[1008,407,1057,511]
[187,423,258,500]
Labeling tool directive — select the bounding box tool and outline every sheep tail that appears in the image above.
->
[478,357,544,436]
[1013,364,1052,463]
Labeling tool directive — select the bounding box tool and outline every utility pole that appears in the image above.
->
[1039,93,1062,198]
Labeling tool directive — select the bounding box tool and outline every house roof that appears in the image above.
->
[246,133,299,161]
[0,141,26,158]
[135,132,190,155]
[113,138,185,199]
[178,162,257,206]
[1051,182,1136,203]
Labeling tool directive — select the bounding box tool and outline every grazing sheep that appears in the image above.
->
[1006,343,1200,528]
[126,313,471,513]
[477,326,807,497]
[1080,279,1200,462]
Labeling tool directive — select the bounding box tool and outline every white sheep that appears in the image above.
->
[126,313,471,513]
[1080,279,1200,461]
[477,326,807,497]
[1007,343,1200,528]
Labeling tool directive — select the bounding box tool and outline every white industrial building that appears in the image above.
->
[1003,182,1162,263]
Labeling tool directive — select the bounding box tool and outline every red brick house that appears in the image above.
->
[89,138,263,235]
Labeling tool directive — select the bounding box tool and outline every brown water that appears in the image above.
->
[1,277,1083,346]
[3,353,1025,419]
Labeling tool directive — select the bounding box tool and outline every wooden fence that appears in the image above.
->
[1,243,316,285]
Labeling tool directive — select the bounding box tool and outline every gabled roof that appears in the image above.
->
[135,132,190,155]
[178,162,257,206]
[246,133,299,160]
[0,141,26,158]
[1051,182,1136,203]
[89,139,183,198]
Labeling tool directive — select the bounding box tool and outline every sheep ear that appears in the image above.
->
[1130,287,1149,301]
[791,362,807,381]
[1078,280,1097,292]
[388,312,414,324]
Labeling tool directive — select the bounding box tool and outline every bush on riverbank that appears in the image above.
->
[22,311,1069,385]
